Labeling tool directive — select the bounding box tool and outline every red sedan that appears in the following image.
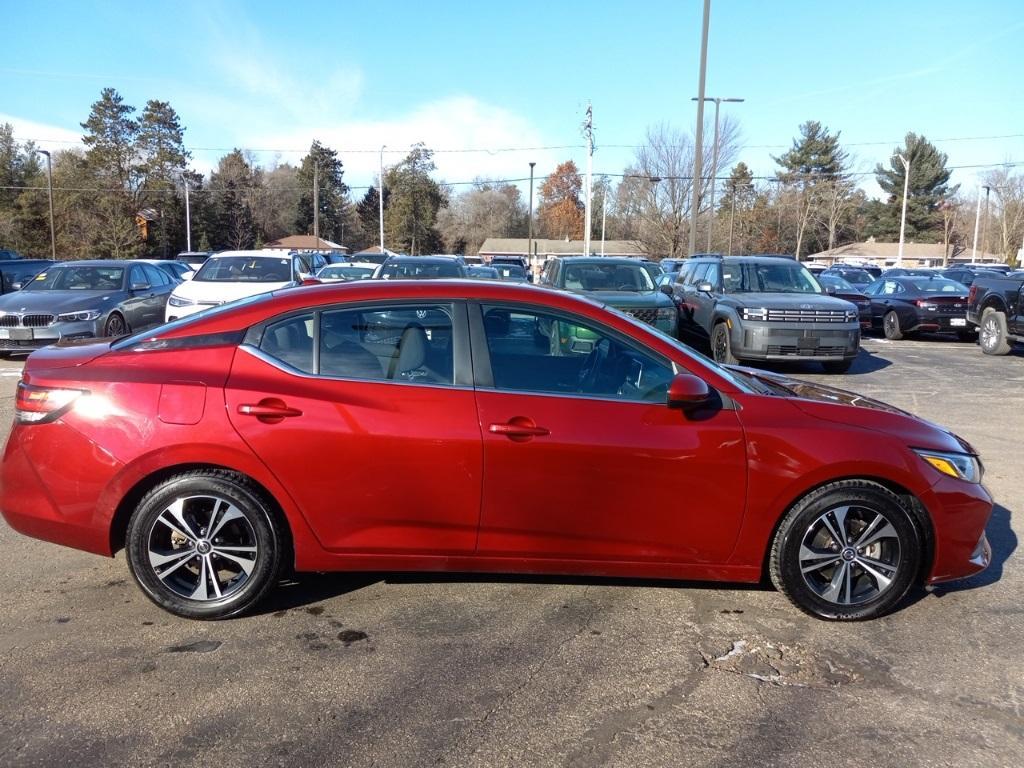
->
[0,280,992,621]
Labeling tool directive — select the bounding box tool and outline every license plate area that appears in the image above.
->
[9,328,33,341]
[950,318,966,327]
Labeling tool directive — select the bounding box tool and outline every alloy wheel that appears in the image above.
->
[981,316,998,351]
[145,494,259,602]
[798,504,901,606]
[105,314,126,337]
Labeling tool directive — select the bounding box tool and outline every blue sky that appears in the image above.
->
[2,0,1022,198]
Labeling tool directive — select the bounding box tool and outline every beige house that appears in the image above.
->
[479,238,647,279]
[263,235,348,255]
[806,238,1004,269]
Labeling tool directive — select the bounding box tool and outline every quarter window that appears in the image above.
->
[260,314,315,373]
[480,305,674,402]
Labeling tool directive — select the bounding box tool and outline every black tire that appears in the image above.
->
[711,322,738,365]
[769,480,922,621]
[979,307,1012,355]
[821,359,853,374]
[126,469,285,620]
[104,312,129,338]
[882,310,903,340]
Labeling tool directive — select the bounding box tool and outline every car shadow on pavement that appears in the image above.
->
[927,503,1016,596]
[751,347,891,377]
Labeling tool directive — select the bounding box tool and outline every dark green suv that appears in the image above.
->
[539,257,679,345]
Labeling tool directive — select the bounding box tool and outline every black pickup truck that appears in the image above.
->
[967,274,1024,354]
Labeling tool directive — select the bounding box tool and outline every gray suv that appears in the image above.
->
[673,255,860,373]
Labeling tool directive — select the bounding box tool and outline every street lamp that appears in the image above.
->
[181,173,192,252]
[34,149,56,260]
[893,153,910,268]
[981,184,991,259]
[687,0,711,258]
[378,145,386,256]
[527,161,536,269]
[692,96,744,251]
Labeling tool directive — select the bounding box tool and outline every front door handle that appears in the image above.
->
[238,398,303,423]
[489,417,550,441]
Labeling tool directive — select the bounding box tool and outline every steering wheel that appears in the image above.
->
[577,339,611,392]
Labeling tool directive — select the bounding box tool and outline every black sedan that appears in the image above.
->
[0,260,176,356]
[862,276,973,341]
[821,266,874,287]
[818,274,872,331]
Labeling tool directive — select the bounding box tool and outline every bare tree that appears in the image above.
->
[815,177,858,252]
[984,168,1024,264]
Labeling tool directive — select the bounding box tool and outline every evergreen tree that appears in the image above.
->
[207,150,258,250]
[717,162,756,214]
[137,100,190,256]
[774,121,848,182]
[870,133,956,242]
[383,144,445,254]
[295,140,349,243]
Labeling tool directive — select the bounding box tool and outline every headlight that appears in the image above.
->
[168,294,195,307]
[741,307,768,321]
[913,449,982,483]
[56,310,102,322]
[845,309,858,321]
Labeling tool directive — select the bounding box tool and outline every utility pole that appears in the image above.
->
[582,103,594,256]
[34,149,56,260]
[527,161,536,269]
[894,153,910,267]
[971,184,982,262]
[982,184,991,260]
[313,162,320,241]
[378,145,386,255]
[692,96,744,252]
[182,173,192,251]
[601,176,608,256]
[688,0,711,257]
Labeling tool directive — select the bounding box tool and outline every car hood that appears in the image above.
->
[172,279,290,303]
[572,289,673,308]
[0,290,119,314]
[726,292,853,310]
[733,367,975,455]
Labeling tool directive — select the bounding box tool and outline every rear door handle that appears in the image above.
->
[489,418,549,441]
[238,399,303,422]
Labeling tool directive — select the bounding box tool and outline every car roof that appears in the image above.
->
[558,257,648,265]
[44,259,135,267]
[692,255,800,265]
[384,256,460,264]
[208,250,292,260]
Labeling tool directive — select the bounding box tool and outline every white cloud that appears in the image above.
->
[0,112,82,149]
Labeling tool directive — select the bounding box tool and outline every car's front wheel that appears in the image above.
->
[104,312,128,338]
[126,470,285,620]
[769,480,921,620]
[711,322,738,365]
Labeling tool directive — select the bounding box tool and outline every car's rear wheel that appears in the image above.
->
[769,480,921,620]
[979,308,1012,355]
[104,312,128,338]
[883,311,904,340]
[126,470,284,620]
[711,322,738,365]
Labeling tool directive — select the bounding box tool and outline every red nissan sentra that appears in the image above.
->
[0,280,992,621]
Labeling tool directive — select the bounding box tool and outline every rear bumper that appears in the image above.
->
[0,422,123,556]
[908,315,972,334]
[921,475,994,583]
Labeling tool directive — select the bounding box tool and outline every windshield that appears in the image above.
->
[23,265,124,291]
[378,261,462,279]
[833,269,872,285]
[908,278,965,293]
[495,265,525,279]
[194,256,292,283]
[820,275,855,292]
[722,262,821,294]
[564,262,655,292]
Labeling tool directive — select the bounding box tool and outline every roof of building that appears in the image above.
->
[263,235,348,251]
[479,238,647,257]
[807,240,1002,263]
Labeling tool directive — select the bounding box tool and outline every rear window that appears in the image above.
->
[908,278,964,293]
[378,261,462,279]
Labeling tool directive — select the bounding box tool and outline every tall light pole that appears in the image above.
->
[181,173,192,251]
[527,161,536,268]
[312,161,320,241]
[894,153,910,268]
[981,184,991,260]
[600,176,608,256]
[34,149,56,260]
[688,0,711,257]
[971,184,983,262]
[378,145,386,255]
[582,103,594,256]
[692,96,744,252]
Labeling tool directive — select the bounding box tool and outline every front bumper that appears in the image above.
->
[921,475,994,583]
[166,302,217,323]
[0,318,105,352]
[731,320,860,362]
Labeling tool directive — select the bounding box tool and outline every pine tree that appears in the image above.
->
[295,140,349,243]
[870,133,956,242]
[383,144,445,254]
[137,100,190,256]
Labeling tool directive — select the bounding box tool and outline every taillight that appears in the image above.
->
[915,300,937,309]
[968,285,978,304]
[15,382,85,424]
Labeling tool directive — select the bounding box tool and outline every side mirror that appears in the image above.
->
[698,282,713,293]
[131,281,151,291]
[659,283,674,296]
[667,373,712,409]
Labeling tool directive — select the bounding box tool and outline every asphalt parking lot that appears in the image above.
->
[0,336,1021,768]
